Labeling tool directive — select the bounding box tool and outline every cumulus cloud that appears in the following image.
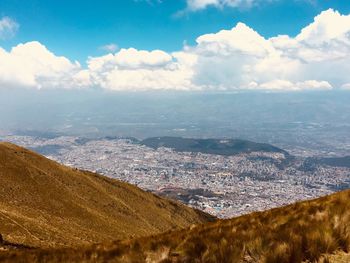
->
[188,8,350,91]
[296,9,350,44]
[111,48,173,69]
[87,48,196,90]
[0,41,88,89]
[0,17,19,39]
[1,9,350,91]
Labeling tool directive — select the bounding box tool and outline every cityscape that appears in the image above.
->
[3,134,349,218]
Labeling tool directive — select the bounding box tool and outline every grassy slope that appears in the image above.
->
[327,252,350,263]
[3,189,349,263]
[0,142,213,249]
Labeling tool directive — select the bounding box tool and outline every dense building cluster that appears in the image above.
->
[2,135,350,218]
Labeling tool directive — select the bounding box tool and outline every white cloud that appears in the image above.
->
[0,17,19,39]
[257,80,332,91]
[195,22,275,57]
[87,48,196,91]
[89,48,173,70]
[100,43,119,53]
[341,83,350,90]
[186,0,264,11]
[184,0,317,11]
[0,41,88,89]
[187,0,221,10]
[296,9,350,44]
[1,9,350,91]
[113,48,173,69]
[187,8,350,91]
[295,80,333,90]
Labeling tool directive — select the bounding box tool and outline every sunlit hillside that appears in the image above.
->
[1,186,349,262]
[0,142,213,249]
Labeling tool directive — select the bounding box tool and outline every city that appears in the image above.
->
[2,134,349,218]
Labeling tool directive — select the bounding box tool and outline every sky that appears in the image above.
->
[0,0,350,91]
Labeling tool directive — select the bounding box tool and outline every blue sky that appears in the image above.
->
[0,0,349,62]
[0,0,350,92]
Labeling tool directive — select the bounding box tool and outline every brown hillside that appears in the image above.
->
[0,142,213,249]
[4,189,349,263]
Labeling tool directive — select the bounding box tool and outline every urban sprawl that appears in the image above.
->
[2,135,349,218]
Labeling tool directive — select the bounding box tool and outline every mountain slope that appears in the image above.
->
[0,142,213,248]
[5,189,349,263]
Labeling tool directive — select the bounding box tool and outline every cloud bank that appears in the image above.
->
[1,9,350,91]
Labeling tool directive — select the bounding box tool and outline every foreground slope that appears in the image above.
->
[4,189,350,263]
[0,142,213,248]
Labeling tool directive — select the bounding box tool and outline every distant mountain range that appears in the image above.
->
[141,137,350,170]
[0,142,213,249]
[315,156,350,168]
[140,136,289,156]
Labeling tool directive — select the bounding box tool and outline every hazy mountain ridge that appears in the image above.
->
[315,156,350,168]
[141,137,289,156]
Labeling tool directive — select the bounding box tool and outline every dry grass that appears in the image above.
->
[0,142,213,249]
[2,189,349,263]
[325,252,350,263]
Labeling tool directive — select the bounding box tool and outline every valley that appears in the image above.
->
[2,135,349,218]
